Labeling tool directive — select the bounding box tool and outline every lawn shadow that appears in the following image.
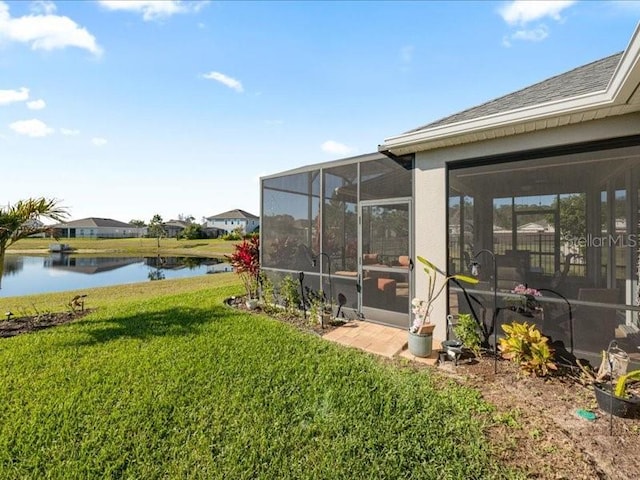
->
[68,304,245,346]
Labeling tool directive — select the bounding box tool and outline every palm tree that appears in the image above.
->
[0,198,68,288]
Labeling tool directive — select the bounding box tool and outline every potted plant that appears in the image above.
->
[594,369,640,418]
[408,256,478,357]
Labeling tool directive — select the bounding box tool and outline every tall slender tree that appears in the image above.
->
[0,198,68,287]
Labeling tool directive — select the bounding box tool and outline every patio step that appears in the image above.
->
[323,319,443,365]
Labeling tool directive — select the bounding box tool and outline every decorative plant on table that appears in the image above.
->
[505,284,542,317]
[411,256,479,335]
[226,237,260,305]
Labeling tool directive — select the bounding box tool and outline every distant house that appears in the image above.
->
[162,220,190,238]
[52,218,146,239]
[204,209,259,235]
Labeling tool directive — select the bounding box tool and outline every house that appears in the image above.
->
[261,26,640,365]
[162,220,190,238]
[53,218,146,239]
[204,209,259,235]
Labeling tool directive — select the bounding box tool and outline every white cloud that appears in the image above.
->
[511,26,549,42]
[202,71,244,93]
[0,86,29,105]
[29,1,57,15]
[498,1,575,26]
[99,1,206,21]
[91,137,108,146]
[60,127,79,136]
[9,118,54,137]
[499,1,574,46]
[321,140,354,156]
[0,0,102,56]
[26,99,46,110]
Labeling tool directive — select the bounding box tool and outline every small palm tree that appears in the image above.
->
[0,198,68,287]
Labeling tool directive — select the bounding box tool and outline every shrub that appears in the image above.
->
[499,321,557,377]
[279,275,300,314]
[453,313,482,356]
[226,237,260,298]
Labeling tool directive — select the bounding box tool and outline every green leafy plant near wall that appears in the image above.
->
[499,321,557,377]
[453,313,482,356]
[280,275,301,314]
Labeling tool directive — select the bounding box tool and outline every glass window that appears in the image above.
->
[262,171,320,272]
[448,146,640,361]
[360,156,412,200]
[323,164,358,275]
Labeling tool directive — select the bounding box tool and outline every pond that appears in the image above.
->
[0,254,232,298]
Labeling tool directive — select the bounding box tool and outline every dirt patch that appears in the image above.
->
[439,354,640,479]
[0,309,93,338]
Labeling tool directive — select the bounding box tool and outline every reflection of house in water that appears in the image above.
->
[44,254,142,274]
[144,256,224,271]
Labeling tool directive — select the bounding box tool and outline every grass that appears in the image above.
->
[0,276,522,479]
[7,237,238,258]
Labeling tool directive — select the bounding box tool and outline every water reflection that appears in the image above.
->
[45,254,141,274]
[3,256,24,277]
[1,254,231,298]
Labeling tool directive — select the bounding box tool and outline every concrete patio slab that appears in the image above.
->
[323,319,443,364]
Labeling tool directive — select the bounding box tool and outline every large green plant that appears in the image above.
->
[499,321,557,377]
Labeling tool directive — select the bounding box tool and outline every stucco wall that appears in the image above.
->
[413,154,448,340]
[411,112,640,341]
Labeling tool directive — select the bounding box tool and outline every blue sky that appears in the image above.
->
[1,1,639,224]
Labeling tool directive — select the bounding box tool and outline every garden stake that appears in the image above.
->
[607,340,617,436]
[298,272,306,319]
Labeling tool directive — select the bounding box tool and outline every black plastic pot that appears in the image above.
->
[594,382,640,418]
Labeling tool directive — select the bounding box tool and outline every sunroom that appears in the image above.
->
[260,152,416,329]
[261,25,640,367]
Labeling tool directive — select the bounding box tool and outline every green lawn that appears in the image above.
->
[0,276,520,479]
[7,237,237,258]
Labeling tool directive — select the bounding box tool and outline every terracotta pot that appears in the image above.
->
[416,323,435,335]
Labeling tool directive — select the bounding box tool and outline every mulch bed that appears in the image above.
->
[0,309,93,338]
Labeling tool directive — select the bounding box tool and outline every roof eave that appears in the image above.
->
[380,24,640,156]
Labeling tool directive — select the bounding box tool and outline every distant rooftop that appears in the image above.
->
[54,217,135,228]
[207,209,258,220]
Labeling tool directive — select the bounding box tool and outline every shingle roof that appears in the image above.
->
[207,209,258,220]
[55,217,134,228]
[407,52,623,133]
